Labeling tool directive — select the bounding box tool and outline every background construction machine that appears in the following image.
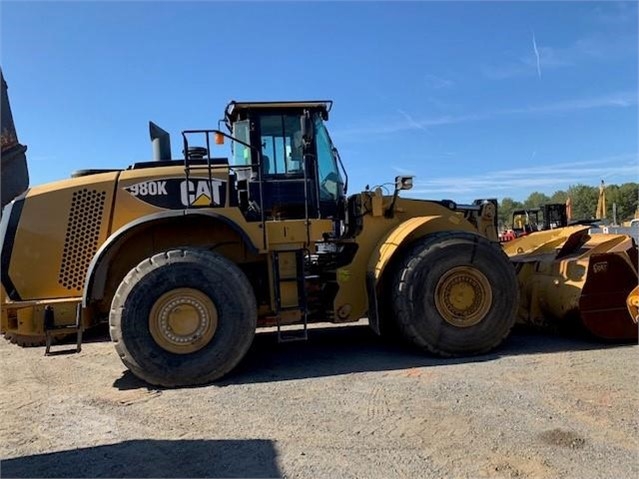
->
[503,225,638,341]
[1,100,519,387]
[499,203,568,242]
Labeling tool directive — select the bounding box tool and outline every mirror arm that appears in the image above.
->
[301,110,314,145]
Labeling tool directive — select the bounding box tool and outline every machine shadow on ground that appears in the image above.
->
[112,323,636,390]
[0,439,281,478]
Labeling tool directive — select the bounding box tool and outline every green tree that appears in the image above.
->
[498,197,523,229]
[615,182,639,221]
[550,190,568,204]
[606,184,621,222]
[523,191,551,209]
[567,184,598,220]
[496,182,636,225]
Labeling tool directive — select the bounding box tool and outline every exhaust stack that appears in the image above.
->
[149,121,172,161]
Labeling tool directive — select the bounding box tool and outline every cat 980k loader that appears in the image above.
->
[1,100,519,386]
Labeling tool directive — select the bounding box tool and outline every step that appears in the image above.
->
[277,323,308,343]
[44,304,84,356]
[45,326,83,356]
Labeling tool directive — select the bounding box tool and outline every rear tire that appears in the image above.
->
[390,232,518,356]
[3,332,65,348]
[109,249,256,387]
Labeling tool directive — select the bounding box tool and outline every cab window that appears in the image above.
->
[259,115,304,176]
[231,120,251,166]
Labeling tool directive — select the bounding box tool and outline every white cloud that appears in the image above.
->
[392,165,416,176]
[332,91,637,139]
[532,31,542,79]
[509,91,637,113]
[396,109,430,133]
[482,33,636,80]
[408,154,639,199]
[424,74,454,89]
[590,2,638,26]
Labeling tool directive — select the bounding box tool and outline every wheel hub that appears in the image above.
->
[434,266,492,328]
[149,288,218,354]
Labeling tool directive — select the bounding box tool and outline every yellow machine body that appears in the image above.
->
[504,226,638,340]
[1,162,494,342]
[0,99,520,386]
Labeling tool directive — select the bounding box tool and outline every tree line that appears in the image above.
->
[497,182,639,228]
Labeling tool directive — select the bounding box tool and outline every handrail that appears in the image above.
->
[181,128,267,250]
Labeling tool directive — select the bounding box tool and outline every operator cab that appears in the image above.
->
[512,208,541,235]
[512,203,568,235]
[223,101,347,222]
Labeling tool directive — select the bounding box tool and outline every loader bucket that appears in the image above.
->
[579,250,638,340]
[505,226,638,341]
[1,69,29,209]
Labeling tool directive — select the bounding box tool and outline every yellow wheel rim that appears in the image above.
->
[149,288,218,354]
[434,266,492,328]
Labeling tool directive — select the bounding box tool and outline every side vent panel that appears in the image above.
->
[58,189,107,290]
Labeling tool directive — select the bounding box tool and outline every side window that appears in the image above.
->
[231,120,251,166]
[259,115,303,176]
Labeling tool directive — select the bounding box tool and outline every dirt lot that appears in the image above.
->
[0,320,637,478]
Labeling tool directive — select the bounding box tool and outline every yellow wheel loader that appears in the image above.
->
[1,100,519,386]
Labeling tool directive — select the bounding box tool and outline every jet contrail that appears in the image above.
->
[532,31,541,79]
[397,108,429,132]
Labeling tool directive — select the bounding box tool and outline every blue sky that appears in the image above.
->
[1,0,637,203]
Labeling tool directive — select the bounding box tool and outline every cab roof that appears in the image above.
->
[225,100,333,121]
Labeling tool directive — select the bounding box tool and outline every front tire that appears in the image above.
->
[390,232,518,356]
[109,249,256,387]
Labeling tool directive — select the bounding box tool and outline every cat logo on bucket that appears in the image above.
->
[124,178,226,209]
[592,261,608,274]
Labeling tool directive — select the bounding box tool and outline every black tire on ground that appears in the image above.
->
[390,231,518,356]
[109,249,257,387]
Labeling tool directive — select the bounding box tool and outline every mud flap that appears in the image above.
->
[366,271,381,335]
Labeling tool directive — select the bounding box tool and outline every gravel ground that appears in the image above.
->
[0,320,637,478]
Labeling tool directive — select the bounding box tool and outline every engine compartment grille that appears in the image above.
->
[58,189,107,290]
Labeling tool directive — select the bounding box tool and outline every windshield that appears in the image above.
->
[314,116,344,202]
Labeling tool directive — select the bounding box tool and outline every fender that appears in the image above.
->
[365,215,476,334]
[82,209,259,307]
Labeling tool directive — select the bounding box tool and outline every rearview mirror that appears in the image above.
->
[395,175,414,191]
